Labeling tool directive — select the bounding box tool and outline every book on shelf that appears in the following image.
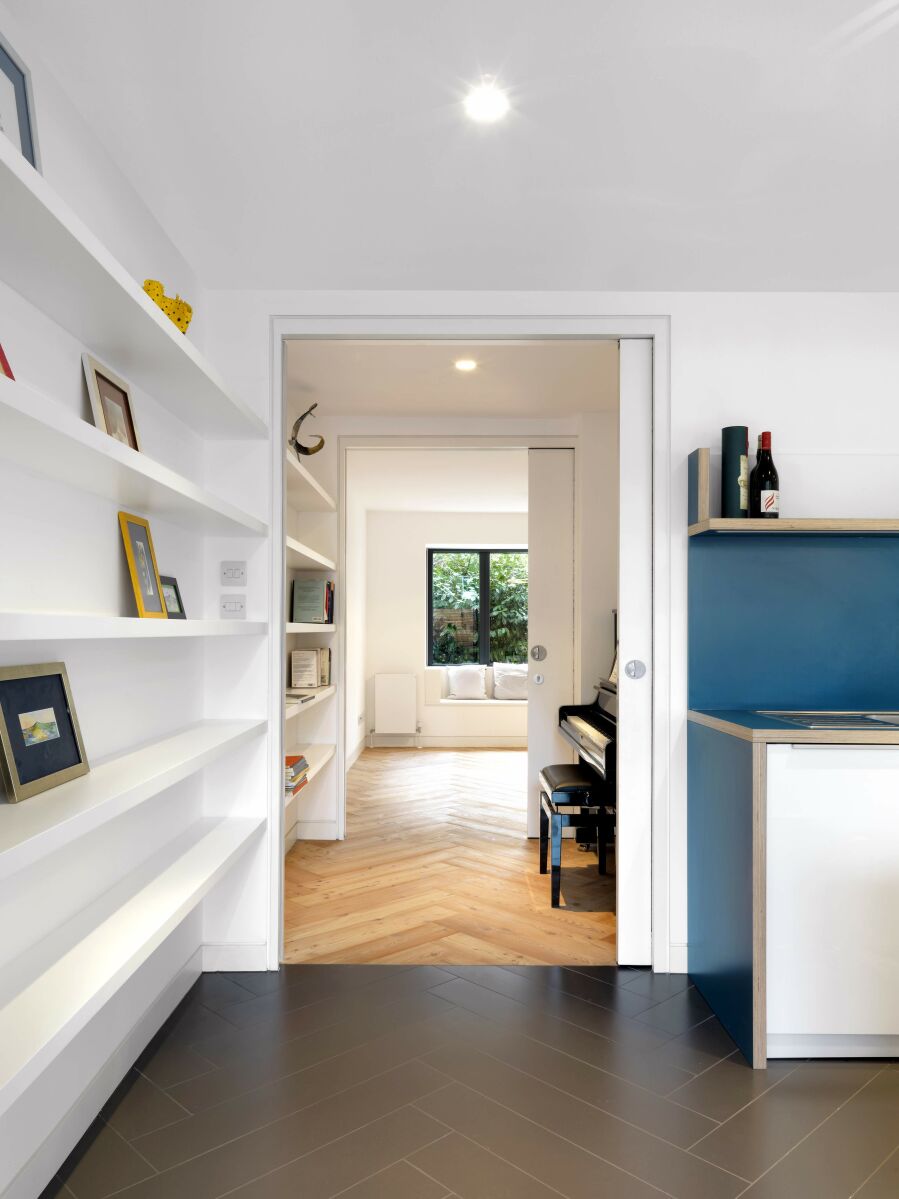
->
[291,647,331,689]
[291,578,335,624]
[285,753,309,798]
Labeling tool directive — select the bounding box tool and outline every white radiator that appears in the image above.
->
[374,673,417,734]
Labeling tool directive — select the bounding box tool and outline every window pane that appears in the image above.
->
[431,551,480,663]
[489,552,528,663]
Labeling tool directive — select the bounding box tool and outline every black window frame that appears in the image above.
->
[427,547,528,666]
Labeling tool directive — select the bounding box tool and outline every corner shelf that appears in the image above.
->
[286,537,336,571]
[285,452,336,512]
[0,816,264,1107]
[285,686,336,720]
[690,518,899,537]
[0,719,266,881]
[0,614,268,641]
[283,743,336,809]
[286,622,335,635]
[0,138,265,440]
[0,376,268,536]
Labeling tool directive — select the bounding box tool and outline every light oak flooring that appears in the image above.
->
[283,748,616,965]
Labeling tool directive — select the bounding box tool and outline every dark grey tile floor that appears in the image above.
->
[42,965,899,1199]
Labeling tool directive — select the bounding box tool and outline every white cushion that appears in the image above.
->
[492,662,528,701]
[446,664,488,700]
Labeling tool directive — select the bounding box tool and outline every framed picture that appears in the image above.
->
[0,341,13,380]
[0,663,88,803]
[118,511,167,618]
[82,353,141,451]
[160,575,186,619]
[0,35,39,170]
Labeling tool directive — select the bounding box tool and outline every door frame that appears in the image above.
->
[270,315,671,972]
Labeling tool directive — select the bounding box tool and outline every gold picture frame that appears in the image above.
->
[0,662,89,803]
[118,511,167,618]
[82,353,141,451]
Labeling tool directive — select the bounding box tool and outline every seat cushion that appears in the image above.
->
[541,763,598,793]
[493,661,528,700]
[446,664,488,700]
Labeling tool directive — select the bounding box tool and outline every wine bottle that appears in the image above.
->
[754,431,779,518]
[748,435,761,517]
[721,426,749,518]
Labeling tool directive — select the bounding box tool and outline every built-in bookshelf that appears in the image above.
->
[283,453,338,853]
[0,136,272,1196]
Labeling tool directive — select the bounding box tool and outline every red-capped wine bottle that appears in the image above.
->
[752,431,779,518]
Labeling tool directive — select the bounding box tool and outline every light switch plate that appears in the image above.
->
[220,560,247,587]
[220,594,246,619]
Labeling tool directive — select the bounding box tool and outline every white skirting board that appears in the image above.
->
[346,737,366,771]
[768,1034,899,1059]
[370,734,527,748]
[294,818,340,841]
[201,943,268,972]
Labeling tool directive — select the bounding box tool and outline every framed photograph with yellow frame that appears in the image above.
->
[0,663,89,803]
[118,511,167,618]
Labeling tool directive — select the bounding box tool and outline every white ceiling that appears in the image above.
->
[9,0,899,290]
[286,338,618,418]
[346,447,529,513]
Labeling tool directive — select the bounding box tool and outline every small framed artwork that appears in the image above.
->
[82,353,141,451]
[0,35,39,170]
[0,341,13,380]
[0,663,89,803]
[160,575,186,619]
[118,511,167,618]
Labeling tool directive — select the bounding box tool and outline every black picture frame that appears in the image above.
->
[159,575,187,619]
[0,663,89,803]
[0,37,39,170]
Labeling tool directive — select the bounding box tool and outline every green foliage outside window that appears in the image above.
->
[430,550,527,664]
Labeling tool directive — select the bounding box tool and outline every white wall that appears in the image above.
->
[365,510,529,747]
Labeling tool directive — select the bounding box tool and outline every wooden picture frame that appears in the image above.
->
[0,662,89,803]
[159,575,186,619]
[118,511,167,618]
[82,353,141,451]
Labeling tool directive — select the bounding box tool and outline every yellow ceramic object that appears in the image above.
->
[143,279,193,334]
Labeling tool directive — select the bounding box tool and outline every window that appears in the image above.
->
[428,549,528,665]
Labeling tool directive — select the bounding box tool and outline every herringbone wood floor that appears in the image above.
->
[283,748,616,965]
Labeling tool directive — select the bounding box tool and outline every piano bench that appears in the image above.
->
[539,765,609,908]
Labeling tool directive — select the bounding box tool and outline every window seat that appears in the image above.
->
[424,665,527,706]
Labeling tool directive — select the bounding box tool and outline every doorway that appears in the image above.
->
[273,327,662,970]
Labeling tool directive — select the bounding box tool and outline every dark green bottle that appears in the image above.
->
[721,426,749,518]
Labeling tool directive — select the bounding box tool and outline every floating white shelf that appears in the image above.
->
[0,719,266,881]
[0,376,267,536]
[286,536,336,571]
[285,686,336,721]
[0,613,268,641]
[0,816,263,1109]
[283,743,336,809]
[0,137,265,440]
[285,452,336,512]
[286,622,335,635]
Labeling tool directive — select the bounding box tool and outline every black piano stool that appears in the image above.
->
[539,763,608,908]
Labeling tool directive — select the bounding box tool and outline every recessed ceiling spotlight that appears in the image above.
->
[454,358,478,372]
[463,76,510,123]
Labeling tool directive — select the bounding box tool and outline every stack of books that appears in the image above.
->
[285,753,308,802]
[292,578,335,624]
[290,647,332,689]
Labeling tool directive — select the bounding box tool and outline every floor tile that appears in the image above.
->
[416,1081,668,1198]
[739,1069,899,1198]
[649,1017,739,1078]
[667,1052,796,1122]
[135,1007,461,1169]
[214,963,417,1028]
[494,964,660,1018]
[620,970,692,1002]
[422,1044,743,1199]
[559,964,639,988]
[191,972,259,1012]
[101,1069,189,1141]
[224,1106,447,1198]
[119,1060,450,1199]
[634,986,713,1036]
[135,1036,217,1090]
[162,995,240,1044]
[38,1178,75,1198]
[853,1145,899,1198]
[691,1060,883,1181]
[58,1123,156,1199]
[335,1159,450,1198]
[409,1131,561,1197]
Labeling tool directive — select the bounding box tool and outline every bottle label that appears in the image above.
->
[761,489,779,514]
[738,455,748,511]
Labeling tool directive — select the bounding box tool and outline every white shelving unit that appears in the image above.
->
[287,622,336,635]
[286,536,336,571]
[285,685,336,721]
[0,141,273,1196]
[283,743,336,809]
[286,451,337,512]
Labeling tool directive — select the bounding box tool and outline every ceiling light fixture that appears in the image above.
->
[454,358,478,372]
[463,76,510,123]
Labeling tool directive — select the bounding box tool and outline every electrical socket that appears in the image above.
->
[220,594,246,619]
[220,560,247,587]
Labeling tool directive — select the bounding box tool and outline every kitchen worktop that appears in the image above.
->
[688,709,899,744]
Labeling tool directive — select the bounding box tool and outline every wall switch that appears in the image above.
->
[220,594,246,619]
[220,560,247,586]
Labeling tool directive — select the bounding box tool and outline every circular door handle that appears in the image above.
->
[530,645,547,661]
[625,659,646,680]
